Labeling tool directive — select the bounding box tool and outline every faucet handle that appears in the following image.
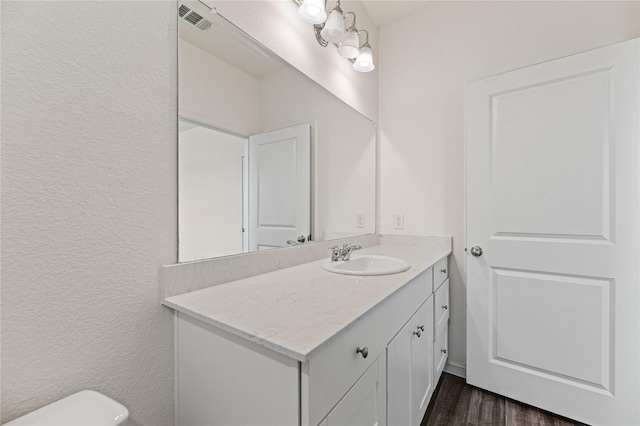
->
[329,246,341,261]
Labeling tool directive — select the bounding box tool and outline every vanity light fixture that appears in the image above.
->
[294,0,375,72]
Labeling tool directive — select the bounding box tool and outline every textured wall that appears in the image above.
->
[378,1,640,375]
[1,1,177,424]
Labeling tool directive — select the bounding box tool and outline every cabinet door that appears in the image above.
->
[387,299,434,426]
[387,320,412,426]
[411,299,434,424]
[326,352,386,426]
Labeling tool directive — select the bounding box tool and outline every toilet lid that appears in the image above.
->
[4,390,128,426]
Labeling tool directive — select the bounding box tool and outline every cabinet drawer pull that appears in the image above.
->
[441,268,447,274]
[417,325,425,331]
[413,330,422,338]
[442,304,448,310]
[356,346,369,359]
[441,348,447,354]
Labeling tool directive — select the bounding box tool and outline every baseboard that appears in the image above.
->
[444,360,466,379]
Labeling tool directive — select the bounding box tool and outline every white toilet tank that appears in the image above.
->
[4,390,128,426]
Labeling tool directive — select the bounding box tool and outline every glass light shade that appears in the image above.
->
[320,9,345,43]
[337,29,359,58]
[353,45,374,72]
[298,0,327,24]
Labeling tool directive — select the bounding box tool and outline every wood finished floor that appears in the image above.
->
[421,373,587,426]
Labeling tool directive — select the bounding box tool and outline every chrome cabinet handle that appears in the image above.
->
[440,268,447,274]
[441,348,447,354]
[470,246,483,257]
[297,235,306,243]
[442,305,448,310]
[413,324,425,337]
[356,346,369,359]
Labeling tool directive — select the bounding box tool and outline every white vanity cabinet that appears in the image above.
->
[306,265,431,426]
[171,251,451,426]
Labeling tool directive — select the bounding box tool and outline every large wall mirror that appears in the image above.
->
[178,1,376,262]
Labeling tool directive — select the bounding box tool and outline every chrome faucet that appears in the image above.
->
[329,243,362,261]
[341,243,361,260]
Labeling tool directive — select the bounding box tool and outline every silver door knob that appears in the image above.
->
[297,235,306,243]
[356,346,368,359]
[470,246,483,257]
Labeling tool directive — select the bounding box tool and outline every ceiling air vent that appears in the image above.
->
[179,4,213,31]
[179,4,190,17]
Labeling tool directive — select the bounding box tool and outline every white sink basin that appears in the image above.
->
[322,254,411,276]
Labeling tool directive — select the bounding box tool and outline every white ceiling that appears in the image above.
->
[360,1,434,27]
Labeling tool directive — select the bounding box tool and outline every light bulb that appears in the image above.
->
[353,45,374,72]
[298,0,327,24]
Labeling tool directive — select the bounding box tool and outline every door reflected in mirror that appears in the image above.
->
[178,1,376,262]
[179,121,311,260]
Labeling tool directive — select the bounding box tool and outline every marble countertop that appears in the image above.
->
[163,236,451,362]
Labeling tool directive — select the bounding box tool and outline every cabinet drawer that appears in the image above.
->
[433,327,448,383]
[306,268,432,426]
[433,257,448,291]
[433,279,449,339]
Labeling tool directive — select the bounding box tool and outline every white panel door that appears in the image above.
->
[467,38,639,426]
[248,124,311,251]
